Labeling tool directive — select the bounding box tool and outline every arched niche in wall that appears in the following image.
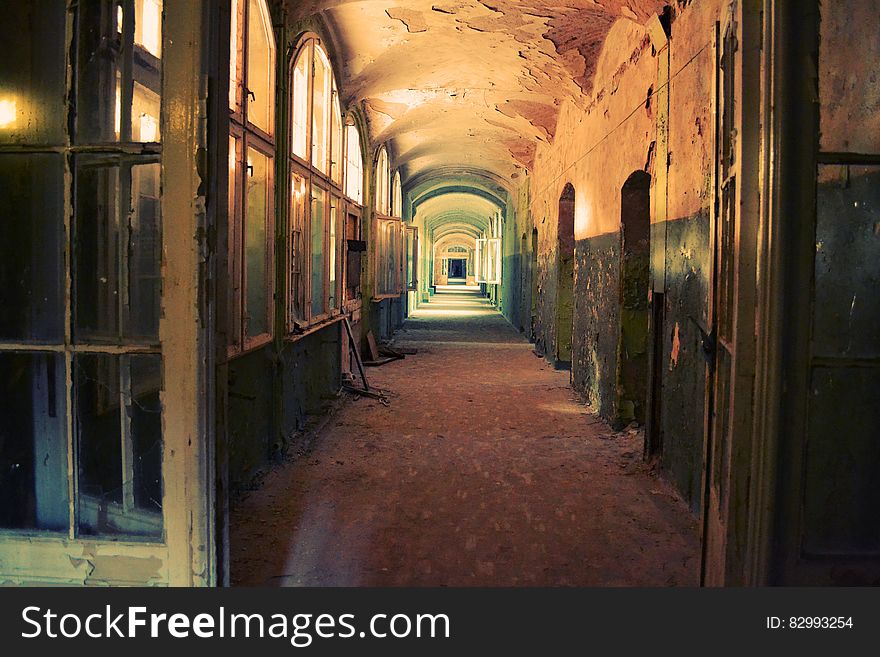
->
[556,183,576,368]
[618,170,652,426]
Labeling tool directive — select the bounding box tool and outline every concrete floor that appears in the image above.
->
[230,291,700,586]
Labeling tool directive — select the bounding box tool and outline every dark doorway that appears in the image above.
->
[618,171,651,425]
[556,184,575,368]
[448,259,466,280]
[646,291,665,456]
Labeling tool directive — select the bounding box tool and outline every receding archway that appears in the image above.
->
[618,171,651,424]
[556,184,576,368]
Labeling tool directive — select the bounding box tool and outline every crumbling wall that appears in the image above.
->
[532,17,656,410]
[530,1,722,510]
[660,0,717,510]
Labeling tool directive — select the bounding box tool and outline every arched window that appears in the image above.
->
[375,146,390,215]
[289,39,342,177]
[392,170,402,218]
[288,37,345,327]
[330,92,343,185]
[228,0,276,355]
[291,48,309,158]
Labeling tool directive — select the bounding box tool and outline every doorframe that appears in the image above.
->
[0,1,216,586]
[699,0,764,586]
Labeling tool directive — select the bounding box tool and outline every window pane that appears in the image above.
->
[246,0,274,134]
[132,81,161,143]
[407,227,417,290]
[312,48,331,173]
[392,171,402,217]
[329,196,338,310]
[311,186,326,316]
[289,173,306,323]
[74,163,121,340]
[135,0,162,59]
[76,353,163,539]
[245,147,270,338]
[229,0,241,110]
[376,148,389,214]
[0,154,64,342]
[0,0,67,145]
[331,91,343,185]
[75,161,162,344]
[345,125,363,204]
[0,352,68,532]
[291,47,310,159]
[228,136,241,349]
[76,0,162,143]
[127,163,162,339]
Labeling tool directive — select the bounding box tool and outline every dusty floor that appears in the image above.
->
[230,290,700,586]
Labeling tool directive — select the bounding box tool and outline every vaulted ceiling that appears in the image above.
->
[286,0,665,232]
[288,1,664,182]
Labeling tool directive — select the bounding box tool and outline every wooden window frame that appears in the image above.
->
[228,0,276,358]
[344,121,364,206]
[374,215,405,299]
[286,35,347,335]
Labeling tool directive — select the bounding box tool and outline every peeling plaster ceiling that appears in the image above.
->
[287,0,665,219]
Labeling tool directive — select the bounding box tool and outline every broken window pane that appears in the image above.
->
[246,0,274,135]
[0,154,64,342]
[245,147,270,338]
[0,1,67,144]
[76,353,163,539]
[76,0,162,143]
[0,352,69,532]
[74,160,162,344]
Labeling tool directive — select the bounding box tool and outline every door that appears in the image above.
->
[701,16,737,585]
[0,1,214,586]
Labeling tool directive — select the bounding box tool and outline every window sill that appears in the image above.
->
[226,333,273,362]
[285,313,347,342]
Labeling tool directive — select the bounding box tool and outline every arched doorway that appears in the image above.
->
[556,184,576,368]
[618,171,651,424]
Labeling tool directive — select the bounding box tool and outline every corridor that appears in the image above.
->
[230,291,699,586]
[0,0,877,588]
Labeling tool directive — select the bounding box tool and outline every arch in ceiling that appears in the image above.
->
[434,232,477,253]
[408,166,513,209]
[415,192,499,231]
